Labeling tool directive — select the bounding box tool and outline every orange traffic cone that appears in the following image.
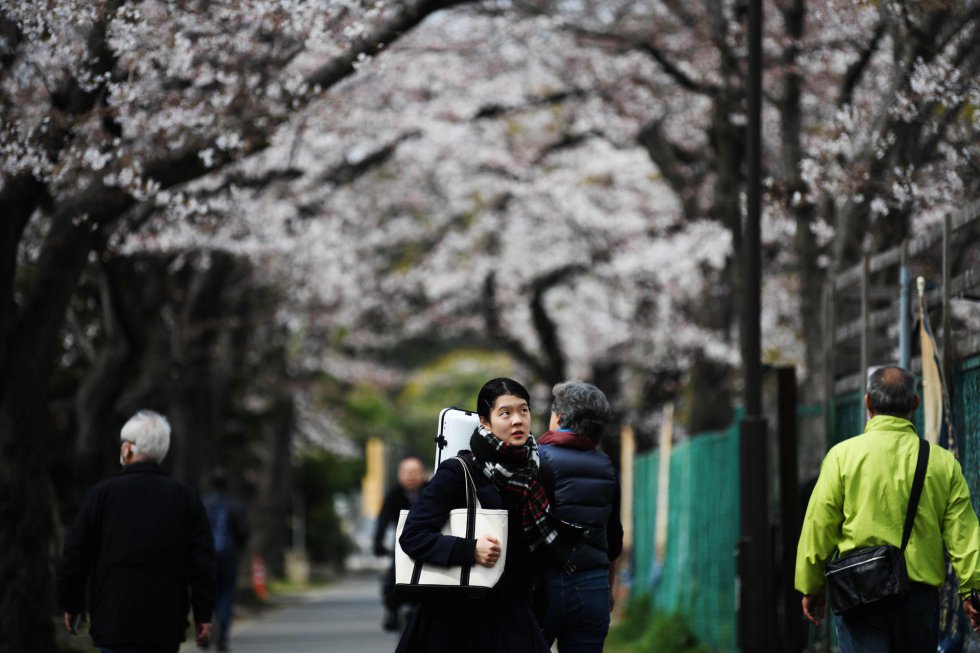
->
[251,554,269,600]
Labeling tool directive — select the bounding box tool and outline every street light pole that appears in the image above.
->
[737,0,772,650]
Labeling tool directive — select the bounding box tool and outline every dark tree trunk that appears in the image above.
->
[686,90,743,432]
[168,252,237,487]
[0,210,113,653]
[254,390,295,578]
[73,256,173,492]
[0,356,59,653]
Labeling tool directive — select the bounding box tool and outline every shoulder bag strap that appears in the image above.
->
[454,456,479,512]
[454,457,477,586]
[901,438,930,552]
[410,457,479,586]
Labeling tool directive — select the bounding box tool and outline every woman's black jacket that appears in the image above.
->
[398,455,534,600]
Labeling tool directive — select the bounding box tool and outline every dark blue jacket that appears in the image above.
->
[539,436,623,572]
[203,490,249,558]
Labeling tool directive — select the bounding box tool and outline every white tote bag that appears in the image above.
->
[394,457,509,598]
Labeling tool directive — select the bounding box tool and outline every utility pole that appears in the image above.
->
[737,0,773,649]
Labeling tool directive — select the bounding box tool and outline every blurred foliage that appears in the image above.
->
[395,349,516,459]
[322,348,516,459]
[295,449,364,564]
[340,383,404,440]
[607,595,711,653]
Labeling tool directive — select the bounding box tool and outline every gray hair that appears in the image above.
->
[120,410,171,462]
[867,367,917,417]
[551,381,611,441]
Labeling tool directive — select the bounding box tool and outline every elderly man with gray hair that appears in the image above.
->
[537,381,623,652]
[59,410,216,653]
[796,366,980,651]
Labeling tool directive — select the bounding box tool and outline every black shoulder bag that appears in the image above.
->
[824,438,929,615]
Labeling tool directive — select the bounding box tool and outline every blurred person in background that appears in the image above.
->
[538,381,623,652]
[59,410,215,653]
[374,454,428,631]
[203,467,250,651]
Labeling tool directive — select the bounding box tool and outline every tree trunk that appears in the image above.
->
[0,211,109,653]
[73,256,173,492]
[254,390,295,578]
[168,252,237,487]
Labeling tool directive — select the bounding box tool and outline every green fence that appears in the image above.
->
[631,422,741,651]
[954,355,980,516]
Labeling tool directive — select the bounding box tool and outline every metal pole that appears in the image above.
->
[738,0,770,649]
[861,254,870,378]
[899,241,911,369]
[942,214,952,372]
[744,0,763,420]
[777,367,800,653]
[824,281,836,450]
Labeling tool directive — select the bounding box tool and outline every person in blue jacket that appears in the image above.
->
[395,377,581,653]
[203,468,249,651]
[538,380,623,652]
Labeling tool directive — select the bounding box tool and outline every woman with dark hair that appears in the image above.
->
[537,380,623,652]
[395,377,579,653]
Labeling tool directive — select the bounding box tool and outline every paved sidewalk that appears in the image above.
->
[181,574,400,653]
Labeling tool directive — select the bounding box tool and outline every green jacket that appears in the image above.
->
[795,415,980,597]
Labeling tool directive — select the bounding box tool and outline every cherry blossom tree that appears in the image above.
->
[1,0,976,648]
[123,0,978,439]
[519,0,980,402]
[133,10,745,437]
[0,1,472,649]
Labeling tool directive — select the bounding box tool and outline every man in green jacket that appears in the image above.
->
[796,366,980,650]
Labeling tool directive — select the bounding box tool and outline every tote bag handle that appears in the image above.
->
[411,456,479,586]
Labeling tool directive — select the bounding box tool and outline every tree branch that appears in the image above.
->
[139,0,475,197]
[474,88,587,119]
[321,131,421,185]
[837,15,886,107]
[637,119,705,221]
[701,0,742,88]
[533,130,603,163]
[528,264,588,384]
[0,9,23,80]
[481,272,551,382]
[566,26,718,97]
[303,0,473,93]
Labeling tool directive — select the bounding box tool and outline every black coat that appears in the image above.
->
[395,456,550,653]
[373,482,427,557]
[58,462,216,647]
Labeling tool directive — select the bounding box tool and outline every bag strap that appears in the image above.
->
[901,438,929,552]
[454,457,478,586]
[454,457,479,513]
[409,457,479,587]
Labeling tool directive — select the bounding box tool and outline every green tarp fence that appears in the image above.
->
[631,421,741,651]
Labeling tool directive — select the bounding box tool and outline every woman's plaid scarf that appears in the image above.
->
[469,425,580,573]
